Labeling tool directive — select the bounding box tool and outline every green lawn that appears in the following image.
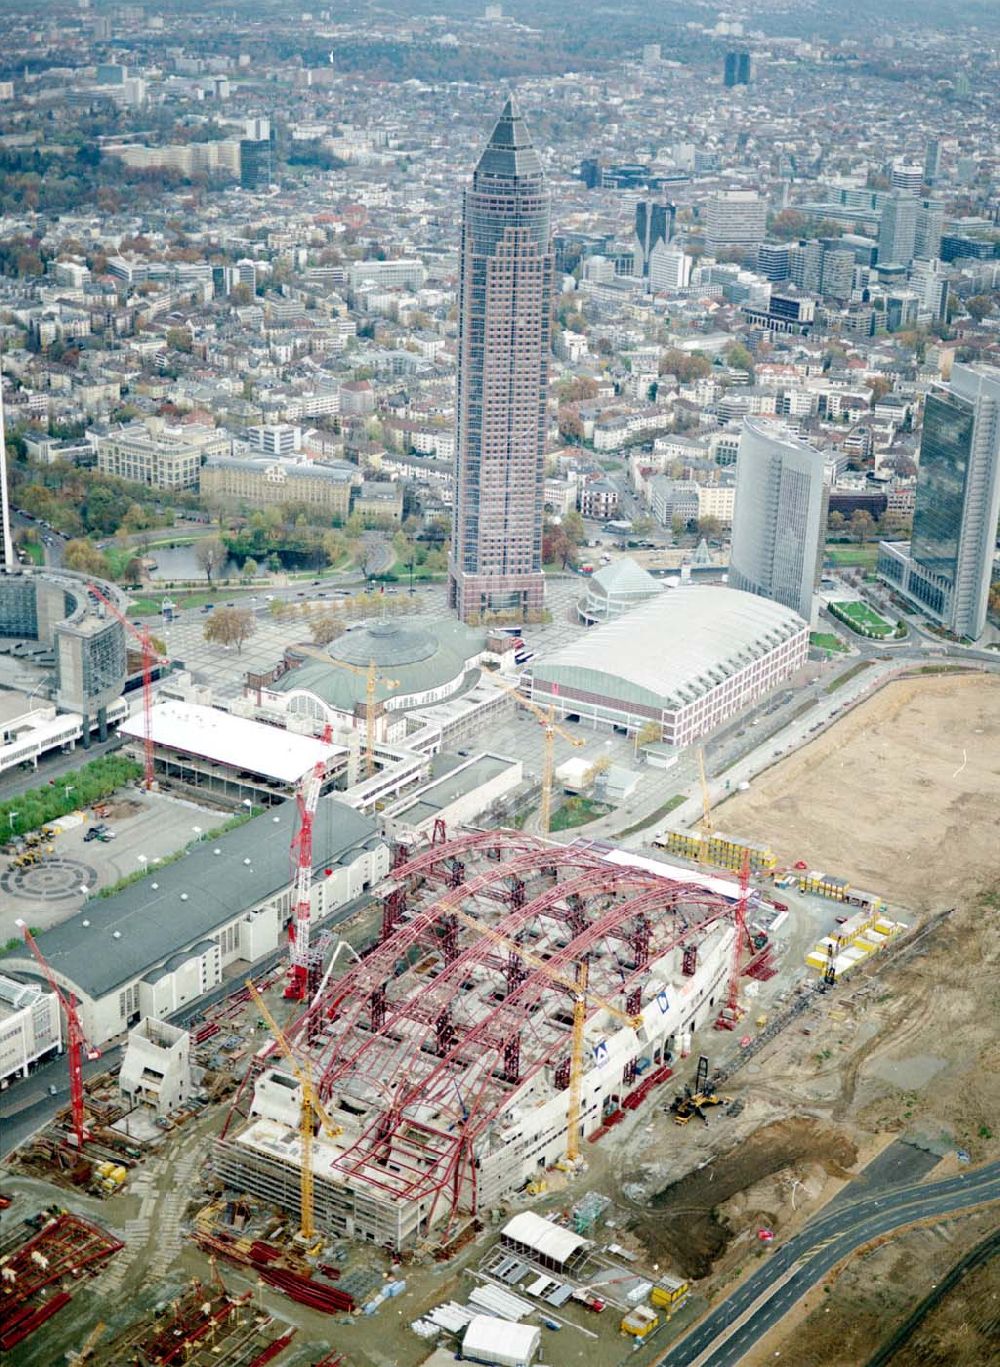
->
[825,660,874,694]
[615,793,686,839]
[549,797,612,832]
[830,599,894,638]
[127,586,261,617]
[825,543,879,569]
[810,631,848,654]
[21,541,44,566]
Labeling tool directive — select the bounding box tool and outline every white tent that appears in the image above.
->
[462,1315,540,1367]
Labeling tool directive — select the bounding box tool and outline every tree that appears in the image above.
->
[562,511,586,548]
[322,530,347,567]
[195,537,225,585]
[965,294,995,322]
[204,606,256,654]
[850,510,876,544]
[309,610,345,646]
[828,510,846,534]
[165,326,193,353]
[64,538,113,577]
[634,719,662,754]
[631,514,657,538]
[659,348,712,383]
[241,557,259,581]
[354,537,383,584]
[542,523,572,568]
[122,556,145,585]
[697,515,722,540]
[725,343,754,375]
[867,376,892,403]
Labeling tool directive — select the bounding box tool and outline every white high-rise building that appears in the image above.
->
[730,419,829,624]
[704,191,767,251]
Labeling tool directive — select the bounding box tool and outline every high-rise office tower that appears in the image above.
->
[240,116,272,191]
[913,198,944,261]
[730,420,828,623]
[724,50,751,86]
[890,161,923,192]
[923,137,942,184]
[878,365,1000,639]
[634,200,675,278]
[704,190,767,251]
[448,97,553,623]
[0,348,15,573]
[788,239,823,294]
[877,192,918,267]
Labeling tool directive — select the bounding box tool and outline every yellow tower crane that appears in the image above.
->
[293,643,400,778]
[490,673,586,835]
[246,980,343,1241]
[442,904,643,1163]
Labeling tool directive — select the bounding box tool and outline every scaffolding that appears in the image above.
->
[0,1213,123,1352]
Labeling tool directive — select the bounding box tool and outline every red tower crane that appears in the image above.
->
[16,920,101,1150]
[283,758,326,1001]
[86,581,164,790]
[715,849,754,1031]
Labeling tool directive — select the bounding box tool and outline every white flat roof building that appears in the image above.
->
[121,701,345,788]
[528,585,808,748]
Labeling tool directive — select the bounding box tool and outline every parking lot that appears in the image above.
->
[0,788,224,940]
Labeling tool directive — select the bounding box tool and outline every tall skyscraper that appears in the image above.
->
[704,190,767,252]
[730,420,828,623]
[448,97,554,623]
[913,198,944,261]
[878,365,1000,639]
[877,192,918,267]
[240,116,272,191]
[724,50,751,86]
[0,347,15,573]
[923,137,942,184]
[634,200,675,278]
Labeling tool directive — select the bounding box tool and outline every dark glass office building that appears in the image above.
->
[448,97,553,623]
[877,365,1000,637]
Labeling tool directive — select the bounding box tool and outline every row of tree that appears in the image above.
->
[0,755,143,839]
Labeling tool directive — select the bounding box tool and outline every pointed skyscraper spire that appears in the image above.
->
[475,93,542,181]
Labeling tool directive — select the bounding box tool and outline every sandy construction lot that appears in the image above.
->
[717,672,1000,913]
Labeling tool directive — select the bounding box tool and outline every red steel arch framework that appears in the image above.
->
[227,831,741,1237]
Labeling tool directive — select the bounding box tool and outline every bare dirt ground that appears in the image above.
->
[741,1210,1000,1367]
[717,673,1000,911]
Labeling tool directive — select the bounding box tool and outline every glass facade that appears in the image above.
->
[910,389,973,584]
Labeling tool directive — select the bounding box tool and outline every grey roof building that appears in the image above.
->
[5,798,381,1043]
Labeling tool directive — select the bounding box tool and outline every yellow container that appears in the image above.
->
[621,1308,659,1338]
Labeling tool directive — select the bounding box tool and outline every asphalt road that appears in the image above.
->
[658,1162,1000,1367]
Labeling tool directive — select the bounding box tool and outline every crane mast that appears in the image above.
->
[284,759,325,1001]
[17,920,100,1150]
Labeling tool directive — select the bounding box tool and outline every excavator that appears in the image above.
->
[669,1055,732,1125]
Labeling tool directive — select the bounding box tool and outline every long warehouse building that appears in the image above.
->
[525,585,808,747]
[214,831,743,1250]
[5,800,387,1045]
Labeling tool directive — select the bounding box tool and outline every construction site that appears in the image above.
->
[1,669,998,1367]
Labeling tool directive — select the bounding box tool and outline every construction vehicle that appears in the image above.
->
[245,980,343,1241]
[669,1084,732,1126]
[290,643,399,779]
[17,921,101,1150]
[489,673,585,835]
